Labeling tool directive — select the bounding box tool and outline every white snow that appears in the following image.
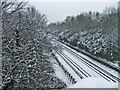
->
[62,50,104,78]
[53,41,119,88]
[68,77,117,88]
[52,58,72,86]
[55,53,81,81]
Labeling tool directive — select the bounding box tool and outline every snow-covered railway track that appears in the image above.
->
[59,51,91,77]
[64,46,120,83]
[57,51,84,79]
[58,50,113,82]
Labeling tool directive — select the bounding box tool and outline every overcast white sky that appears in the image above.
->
[28,0,118,23]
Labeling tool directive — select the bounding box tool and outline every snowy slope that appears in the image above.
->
[52,58,72,86]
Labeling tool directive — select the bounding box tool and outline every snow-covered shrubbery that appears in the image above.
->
[2,2,66,89]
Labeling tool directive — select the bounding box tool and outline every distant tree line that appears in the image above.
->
[47,6,118,63]
[2,1,66,89]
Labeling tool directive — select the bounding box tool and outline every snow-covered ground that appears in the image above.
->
[52,58,72,86]
[53,41,119,88]
[68,77,117,88]
[57,50,118,88]
[55,53,81,81]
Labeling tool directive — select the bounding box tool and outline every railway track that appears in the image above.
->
[57,50,113,82]
[57,51,84,79]
[58,40,120,73]
[59,51,91,77]
[63,46,120,83]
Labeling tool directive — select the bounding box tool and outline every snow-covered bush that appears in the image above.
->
[2,2,66,89]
